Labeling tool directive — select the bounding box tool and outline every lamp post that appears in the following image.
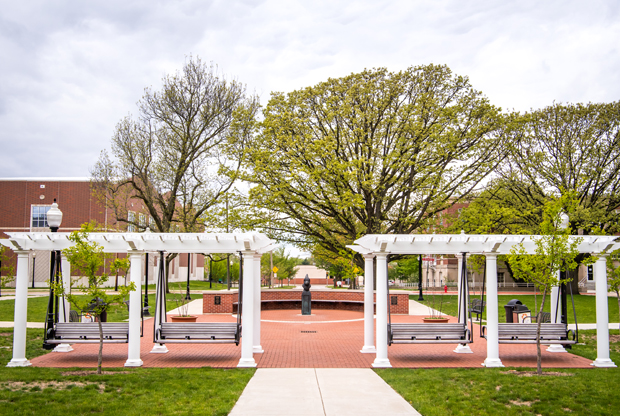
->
[43,199,62,350]
[558,212,569,326]
[418,254,424,301]
[31,252,36,289]
[185,253,192,300]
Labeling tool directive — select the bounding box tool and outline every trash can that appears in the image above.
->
[513,304,531,324]
[504,299,523,323]
[87,297,108,322]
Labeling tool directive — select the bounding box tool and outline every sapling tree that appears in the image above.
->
[54,228,135,374]
[606,249,620,331]
[508,197,584,375]
[0,246,15,291]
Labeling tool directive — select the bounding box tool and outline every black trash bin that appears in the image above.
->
[87,297,108,322]
[504,299,523,323]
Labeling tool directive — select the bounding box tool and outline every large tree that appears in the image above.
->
[92,57,258,286]
[239,65,509,265]
[92,56,259,234]
[497,101,620,235]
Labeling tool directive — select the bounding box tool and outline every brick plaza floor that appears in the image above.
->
[30,309,592,369]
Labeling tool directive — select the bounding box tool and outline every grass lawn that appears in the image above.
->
[378,329,620,415]
[0,328,253,415]
[0,293,201,323]
[411,293,620,324]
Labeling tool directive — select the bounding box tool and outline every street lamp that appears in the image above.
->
[31,252,36,289]
[418,254,424,301]
[185,253,192,300]
[43,199,62,350]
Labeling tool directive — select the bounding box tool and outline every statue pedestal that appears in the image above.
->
[302,293,311,315]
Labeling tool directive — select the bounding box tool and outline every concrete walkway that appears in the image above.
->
[229,368,420,416]
[408,299,442,316]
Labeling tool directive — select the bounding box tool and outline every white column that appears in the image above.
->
[454,253,472,353]
[7,251,31,367]
[372,253,391,368]
[592,255,617,367]
[53,254,73,353]
[253,253,263,353]
[238,251,257,367]
[361,254,376,353]
[483,254,503,367]
[125,252,143,367]
[456,254,464,323]
[547,275,567,352]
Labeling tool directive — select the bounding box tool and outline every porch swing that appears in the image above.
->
[43,249,133,347]
[388,254,473,345]
[482,266,578,345]
[153,251,241,345]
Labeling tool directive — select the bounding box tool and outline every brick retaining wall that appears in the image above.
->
[203,290,409,314]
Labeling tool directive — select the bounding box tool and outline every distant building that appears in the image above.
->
[0,178,203,287]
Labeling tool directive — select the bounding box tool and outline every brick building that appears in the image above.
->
[0,178,203,287]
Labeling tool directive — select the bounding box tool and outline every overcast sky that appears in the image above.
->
[1,0,619,180]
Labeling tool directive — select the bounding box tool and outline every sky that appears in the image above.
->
[1,0,619,179]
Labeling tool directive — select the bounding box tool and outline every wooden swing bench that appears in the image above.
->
[155,322,240,345]
[388,323,472,345]
[482,323,576,344]
[46,322,130,344]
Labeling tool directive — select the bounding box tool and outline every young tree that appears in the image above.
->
[239,65,510,266]
[55,227,135,374]
[507,197,585,375]
[92,56,259,289]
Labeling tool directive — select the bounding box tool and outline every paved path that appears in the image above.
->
[229,368,420,416]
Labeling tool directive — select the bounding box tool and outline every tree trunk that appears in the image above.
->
[536,287,548,376]
[97,318,103,375]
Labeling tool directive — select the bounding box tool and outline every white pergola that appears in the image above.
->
[1,231,275,368]
[348,233,619,368]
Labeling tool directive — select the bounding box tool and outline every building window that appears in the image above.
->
[127,211,136,232]
[149,216,155,230]
[497,272,505,285]
[139,213,146,229]
[587,265,594,281]
[31,205,51,228]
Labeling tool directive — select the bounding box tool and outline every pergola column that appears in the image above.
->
[253,253,263,353]
[592,255,616,367]
[372,252,391,368]
[547,274,567,353]
[53,254,73,353]
[238,251,257,367]
[7,251,31,367]
[483,253,503,367]
[125,252,144,367]
[361,254,376,353]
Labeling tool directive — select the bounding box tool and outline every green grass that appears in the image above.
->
[146,281,230,291]
[378,366,620,416]
[410,293,620,323]
[0,328,253,415]
[569,329,620,363]
[0,293,201,323]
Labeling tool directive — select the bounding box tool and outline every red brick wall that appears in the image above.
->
[201,290,409,314]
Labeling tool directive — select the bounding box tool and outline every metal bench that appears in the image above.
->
[482,323,576,344]
[155,322,240,345]
[46,322,130,344]
[468,299,485,321]
[388,323,472,345]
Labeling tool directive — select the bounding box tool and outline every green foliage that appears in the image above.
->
[261,248,301,286]
[607,249,620,326]
[0,245,15,288]
[240,64,508,263]
[390,256,420,283]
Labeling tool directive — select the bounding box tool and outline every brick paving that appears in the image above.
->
[31,309,593,369]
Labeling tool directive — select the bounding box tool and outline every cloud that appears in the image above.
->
[1,0,619,177]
